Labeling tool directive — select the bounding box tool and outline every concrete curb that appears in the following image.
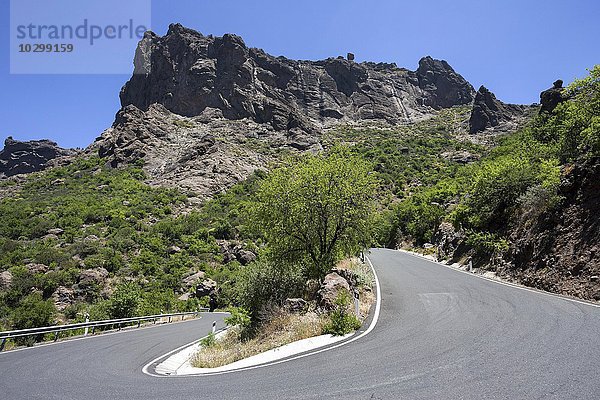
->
[143,253,382,377]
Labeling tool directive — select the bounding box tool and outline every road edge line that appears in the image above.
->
[397,248,600,309]
[142,253,382,377]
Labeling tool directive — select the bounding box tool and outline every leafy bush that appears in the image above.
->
[224,307,251,329]
[322,291,361,336]
[107,282,141,319]
[236,260,304,317]
[200,332,217,347]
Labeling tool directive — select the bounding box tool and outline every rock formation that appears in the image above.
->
[469,86,526,134]
[119,24,475,130]
[91,24,478,197]
[0,136,75,177]
[540,79,566,113]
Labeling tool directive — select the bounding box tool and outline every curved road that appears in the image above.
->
[2,249,600,399]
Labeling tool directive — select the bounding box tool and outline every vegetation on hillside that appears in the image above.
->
[380,65,600,263]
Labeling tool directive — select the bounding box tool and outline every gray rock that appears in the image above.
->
[469,86,526,134]
[168,245,182,254]
[331,267,360,288]
[25,263,49,274]
[181,270,205,290]
[317,272,351,310]
[195,278,217,298]
[92,25,478,199]
[417,56,475,109]
[78,268,109,286]
[284,298,307,313]
[178,292,193,301]
[47,228,64,235]
[0,270,12,289]
[51,286,75,311]
[540,79,567,114]
[237,249,256,266]
[119,25,474,128]
[0,137,76,178]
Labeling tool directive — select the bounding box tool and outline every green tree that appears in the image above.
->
[252,147,378,279]
[107,282,141,319]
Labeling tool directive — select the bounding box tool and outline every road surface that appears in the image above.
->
[2,248,600,399]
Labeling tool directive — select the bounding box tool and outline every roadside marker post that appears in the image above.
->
[212,321,216,334]
[84,313,90,336]
[353,289,360,317]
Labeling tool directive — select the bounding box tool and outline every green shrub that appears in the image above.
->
[322,291,361,336]
[236,260,304,317]
[107,282,141,319]
[200,332,216,347]
[11,293,56,346]
[224,307,251,329]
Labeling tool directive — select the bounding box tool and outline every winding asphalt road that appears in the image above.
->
[2,248,600,399]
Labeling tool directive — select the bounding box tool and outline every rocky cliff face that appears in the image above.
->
[469,86,527,134]
[120,24,475,132]
[0,137,75,178]
[93,24,480,197]
[499,158,600,300]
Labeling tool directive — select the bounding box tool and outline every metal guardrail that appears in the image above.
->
[0,309,209,351]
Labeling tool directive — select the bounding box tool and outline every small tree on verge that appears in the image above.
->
[252,146,378,280]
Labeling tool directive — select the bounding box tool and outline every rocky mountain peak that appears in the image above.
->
[469,85,527,134]
[417,56,475,108]
[0,136,76,178]
[119,25,476,135]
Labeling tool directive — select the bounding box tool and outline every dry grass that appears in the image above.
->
[192,311,327,368]
[192,257,377,369]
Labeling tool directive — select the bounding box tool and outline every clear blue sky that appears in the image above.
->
[1,0,599,149]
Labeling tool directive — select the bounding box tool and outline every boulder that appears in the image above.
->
[0,136,76,178]
[237,249,256,265]
[181,270,205,290]
[331,267,360,288]
[284,298,307,313]
[51,286,75,311]
[25,263,49,274]
[168,245,182,254]
[178,292,193,301]
[317,272,351,310]
[540,79,566,114]
[195,278,217,298]
[0,270,12,289]
[78,268,109,286]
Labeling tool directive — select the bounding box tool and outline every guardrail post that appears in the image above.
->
[137,320,141,328]
[0,338,6,351]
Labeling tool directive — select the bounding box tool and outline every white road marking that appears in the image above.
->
[397,249,600,309]
[142,254,383,377]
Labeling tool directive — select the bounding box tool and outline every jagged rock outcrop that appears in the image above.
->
[469,86,526,134]
[540,79,567,113]
[0,137,75,178]
[120,24,475,132]
[92,24,477,197]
